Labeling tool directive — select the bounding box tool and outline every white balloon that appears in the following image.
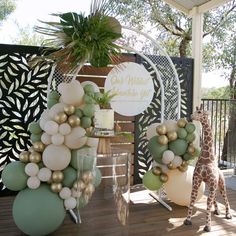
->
[37,167,52,182]
[59,123,71,135]
[41,132,52,145]
[162,150,175,164]
[146,123,160,140]
[64,127,87,149]
[27,176,41,189]
[51,133,65,145]
[58,81,84,106]
[39,109,50,130]
[42,144,71,171]
[59,187,72,199]
[164,166,205,206]
[25,163,39,176]
[172,155,183,168]
[163,120,178,132]
[44,120,59,135]
[48,103,65,119]
[64,197,77,210]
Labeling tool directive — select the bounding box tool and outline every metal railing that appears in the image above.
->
[202,99,236,170]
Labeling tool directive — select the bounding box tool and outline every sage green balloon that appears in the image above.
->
[92,167,102,187]
[48,90,60,100]
[83,104,95,117]
[147,136,168,164]
[28,122,42,134]
[74,108,83,118]
[94,92,103,99]
[47,98,58,109]
[83,84,95,94]
[2,161,27,191]
[177,128,187,139]
[186,133,196,143]
[143,170,163,191]
[169,139,188,156]
[13,184,66,236]
[80,116,92,128]
[71,149,95,171]
[62,166,77,188]
[83,94,94,104]
[183,153,193,161]
[185,122,196,133]
[30,133,41,143]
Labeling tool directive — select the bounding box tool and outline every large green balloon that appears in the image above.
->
[62,166,77,188]
[48,90,60,100]
[83,104,95,117]
[177,128,187,139]
[13,184,66,236]
[80,116,92,128]
[92,167,102,187]
[143,170,163,191]
[30,133,42,143]
[185,123,196,133]
[2,161,28,191]
[147,136,168,164]
[169,139,188,156]
[83,84,95,94]
[71,149,95,171]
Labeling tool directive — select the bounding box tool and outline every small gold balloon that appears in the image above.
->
[177,118,187,128]
[29,151,41,163]
[64,105,75,115]
[167,131,177,141]
[19,151,30,163]
[156,124,167,135]
[181,160,188,167]
[178,165,188,172]
[33,141,45,152]
[157,135,169,145]
[54,112,67,124]
[188,146,195,154]
[152,166,162,176]
[82,171,94,184]
[167,162,175,170]
[28,146,35,153]
[160,173,169,183]
[51,183,62,192]
[73,180,86,191]
[68,115,81,127]
[84,183,95,197]
[52,171,64,183]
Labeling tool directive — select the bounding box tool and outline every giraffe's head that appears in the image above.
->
[191,104,210,124]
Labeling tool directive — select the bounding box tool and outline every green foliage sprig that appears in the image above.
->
[92,90,117,109]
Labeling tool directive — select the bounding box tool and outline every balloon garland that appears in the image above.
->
[2,80,103,235]
[143,119,201,192]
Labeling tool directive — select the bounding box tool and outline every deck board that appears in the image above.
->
[0,187,236,236]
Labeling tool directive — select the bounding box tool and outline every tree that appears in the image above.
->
[0,0,16,23]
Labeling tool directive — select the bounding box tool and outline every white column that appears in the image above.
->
[190,7,204,111]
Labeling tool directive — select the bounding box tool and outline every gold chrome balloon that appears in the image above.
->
[167,162,175,170]
[188,146,195,155]
[54,112,67,124]
[84,183,95,197]
[52,171,64,183]
[29,151,41,163]
[160,173,169,183]
[82,171,94,184]
[19,151,30,163]
[178,165,188,172]
[158,135,168,145]
[51,183,62,192]
[177,118,187,128]
[73,180,86,191]
[167,131,177,141]
[28,146,35,153]
[68,115,81,127]
[156,124,167,135]
[64,105,75,115]
[33,141,45,152]
[152,166,162,176]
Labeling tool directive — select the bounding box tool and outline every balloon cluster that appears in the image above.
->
[2,80,103,235]
[143,118,201,191]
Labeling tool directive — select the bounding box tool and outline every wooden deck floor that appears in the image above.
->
[0,186,236,236]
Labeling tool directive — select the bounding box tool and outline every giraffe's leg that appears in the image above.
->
[218,170,232,219]
[184,175,202,226]
[213,195,220,215]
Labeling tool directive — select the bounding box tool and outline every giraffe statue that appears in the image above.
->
[184,105,232,232]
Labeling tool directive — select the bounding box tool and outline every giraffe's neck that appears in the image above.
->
[199,121,216,164]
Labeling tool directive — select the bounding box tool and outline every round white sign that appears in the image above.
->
[105,62,154,116]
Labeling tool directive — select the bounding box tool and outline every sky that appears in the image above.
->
[0,0,228,89]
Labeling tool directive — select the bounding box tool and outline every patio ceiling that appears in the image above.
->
[163,0,231,15]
